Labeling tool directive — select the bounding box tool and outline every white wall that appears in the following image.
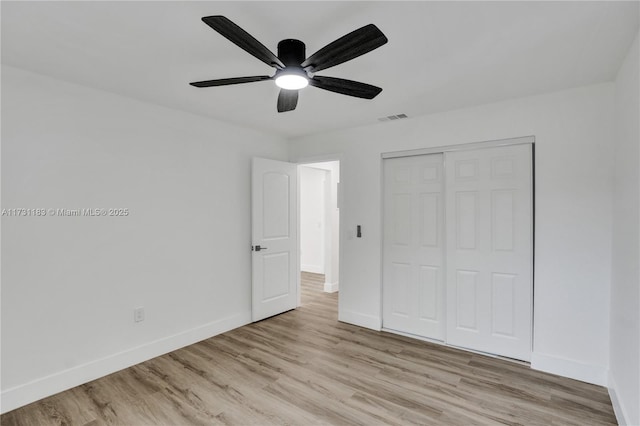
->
[300,166,326,274]
[303,161,340,292]
[289,83,615,386]
[609,32,639,426]
[0,66,288,412]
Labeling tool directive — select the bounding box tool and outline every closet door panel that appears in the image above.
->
[383,154,445,340]
[445,144,532,361]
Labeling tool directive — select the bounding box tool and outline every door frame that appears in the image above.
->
[296,154,343,308]
[381,135,534,159]
[380,135,535,357]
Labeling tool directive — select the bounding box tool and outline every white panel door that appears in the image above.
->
[383,154,445,340]
[252,157,298,322]
[445,144,532,361]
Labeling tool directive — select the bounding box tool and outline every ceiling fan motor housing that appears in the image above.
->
[277,39,306,67]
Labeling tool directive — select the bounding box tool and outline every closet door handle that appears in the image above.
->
[253,245,268,252]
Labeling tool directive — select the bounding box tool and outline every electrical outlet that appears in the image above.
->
[134,307,145,323]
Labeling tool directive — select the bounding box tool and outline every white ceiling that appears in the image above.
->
[2,1,638,139]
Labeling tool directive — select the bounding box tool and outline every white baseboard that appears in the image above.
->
[323,281,339,293]
[608,372,630,426]
[530,352,608,386]
[301,264,324,274]
[1,311,251,414]
[339,309,381,331]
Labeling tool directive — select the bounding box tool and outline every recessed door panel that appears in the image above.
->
[456,270,479,331]
[456,191,478,250]
[420,193,440,247]
[491,156,516,179]
[262,172,290,239]
[418,266,439,321]
[393,193,411,246]
[262,252,290,301]
[422,163,441,183]
[455,159,479,181]
[391,262,410,317]
[492,190,515,251]
[491,273,517,337]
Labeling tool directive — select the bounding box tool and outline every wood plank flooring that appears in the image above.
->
[2,272,617,425]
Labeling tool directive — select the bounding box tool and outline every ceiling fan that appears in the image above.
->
[189,16,388,112]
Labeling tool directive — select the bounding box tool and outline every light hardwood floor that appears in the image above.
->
[2,272,617,425]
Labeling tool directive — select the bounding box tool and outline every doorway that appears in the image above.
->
[298,161,340,300]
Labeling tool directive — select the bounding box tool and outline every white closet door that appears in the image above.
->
[383,154,445,340]
[445,144,532,361]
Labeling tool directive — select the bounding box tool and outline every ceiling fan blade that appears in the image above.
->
[202,16,284,69]
[309,76,382,99]
[189,75,272,87]
[301,24,388,72]
[277,89,298,112]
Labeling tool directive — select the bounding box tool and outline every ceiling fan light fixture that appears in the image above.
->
[275,73,308,90]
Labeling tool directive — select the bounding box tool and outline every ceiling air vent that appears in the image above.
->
[378,113,408,122]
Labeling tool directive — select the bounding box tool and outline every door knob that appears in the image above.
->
[253,245,268,252]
